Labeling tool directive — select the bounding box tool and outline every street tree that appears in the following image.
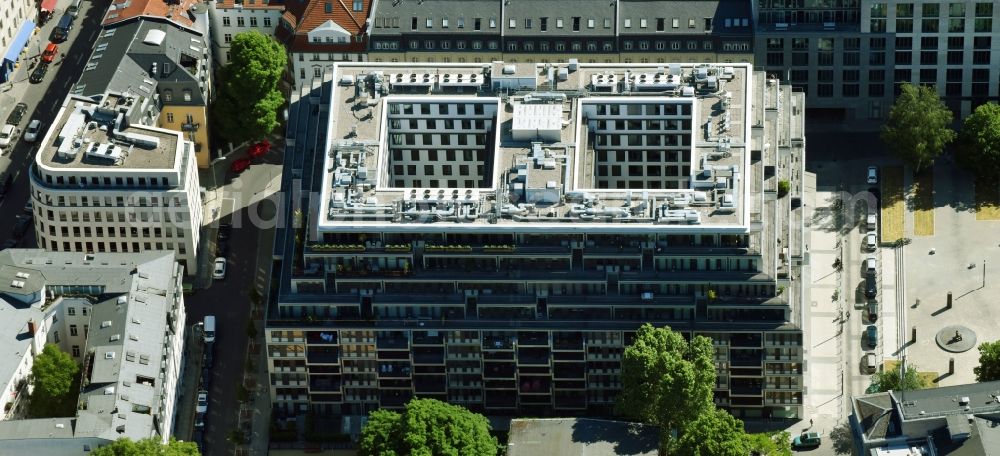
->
[974,340,1000,382]
[615,324,715,437]
[671,408,752,456]
[828,422,855,455]
[868,362,927,393]
[214,31,287,145]
[957,102,1000,178]
[880,83,956,173]
[747,431,792,456]
[91,437,199,456]
[359,398,498,456]
[29,344,79,417]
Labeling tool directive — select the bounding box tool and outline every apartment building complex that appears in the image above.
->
[0,250,187,456]
[91,0,214,167]
[266,61,807,420]
[753,0,1000,122]
[0,0,35,83]
[208,0,373,85]
[28,93,203,274]
[367,0,755,64]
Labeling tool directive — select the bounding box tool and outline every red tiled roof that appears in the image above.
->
[215,0,284,9]
[281,0,372,37]
[102,0,201,28]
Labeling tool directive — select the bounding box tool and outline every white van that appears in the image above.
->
[203,316,216,343]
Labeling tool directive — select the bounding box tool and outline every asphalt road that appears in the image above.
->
[185,183,275,456]
[0,1,108,245]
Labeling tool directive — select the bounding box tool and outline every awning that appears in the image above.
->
[40,0,57,13]
[3,20,35,63]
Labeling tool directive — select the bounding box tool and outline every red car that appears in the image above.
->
[247,139,270,159]
[231,157,251,173]
[42,43,58,63]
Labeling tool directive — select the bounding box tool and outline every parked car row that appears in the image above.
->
[862,165,881,379]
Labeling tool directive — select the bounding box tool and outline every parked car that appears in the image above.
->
[867,166,878,184]
[864,353,878,373]
[200,367,211,389]
[866,213,877,231]
[7,103,27,126]
[865,233,878,251]
[52,14,73,42]
[865,272,878,299]
[23,120,41,142]
[212,257,226,279]
[203,345,214,369]
[867,300,879,323]
[792,431,822,448]
[866,325,878,349]
[0,125,15,148]
[231,157,251,174]
[29,62,49,84]
[11,216,31,238]
[216,240,229,258]
[196,391,208,414]
[41,43,58,63]
[194,413,205,429]
[865,256,877,273]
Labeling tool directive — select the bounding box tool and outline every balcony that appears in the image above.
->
[485,393,518,409]
[730,334,763,348]
[306,331,339,345]
[730,350,763,368]
[483,362,516,378]
[412,331,444,345]
[553,362,586,379]
[380,390,412,407]
[482,335,515,350]
[413,347,445,365]
[554,393,587,409]
[517,348,551,365]
[518,331,549,346]
[520,377,552,394]
[305,347,339,364]
[309,376,342,392]
[377,362,411,378]
[414,375,447,393]
[376,333,409,349]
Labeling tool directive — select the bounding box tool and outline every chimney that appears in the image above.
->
[27,319,36,336]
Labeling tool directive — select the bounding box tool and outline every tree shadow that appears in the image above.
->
[570,419,660,456]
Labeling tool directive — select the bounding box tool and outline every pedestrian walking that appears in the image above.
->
[809,419,814,427]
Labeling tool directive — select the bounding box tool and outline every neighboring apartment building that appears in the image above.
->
[208,0,373,86]
[28,93,203,275]
[0,0,35,83]
[266,61,807,420]
[366,0,754,64]
[0,250,186,456]
[850,380,1000,455]
[93,0,213,167]
[753,0,1000,122]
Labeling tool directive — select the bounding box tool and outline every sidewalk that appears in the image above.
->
[0,0,73,122]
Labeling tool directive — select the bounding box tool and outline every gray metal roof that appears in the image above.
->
[504,1,617,37]
[618,0,752,36]
[75,19,206,106]
[893,380,1000,421]
[0,250,181,446]
[370,0,502,36]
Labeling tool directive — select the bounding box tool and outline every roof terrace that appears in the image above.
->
[36,94,180,171]
[320,61,754,233]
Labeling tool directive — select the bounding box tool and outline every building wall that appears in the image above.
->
[158,105,211,168]
[29,140,202,275]
[0,0,34,55]
[290,50,366,83]
[755,0,1000,123]
[208,5,282,65]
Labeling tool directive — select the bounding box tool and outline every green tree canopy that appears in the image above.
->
[214,31,287,144]
[868,362,927,393]
[974,340,1000,382]
[880,83,956,172]
[32,344,78,397]
[957,102,1000,178]
[91,437,199,456]
[671,408,752,456]
[615,324,715,436]
[359,398,498,456]
[828,422,854,455]
[747,431,792,456]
